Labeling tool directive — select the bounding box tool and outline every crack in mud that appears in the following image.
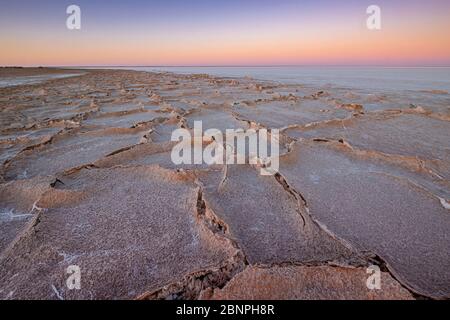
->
[137,183,248,300]
[273,163,433,299]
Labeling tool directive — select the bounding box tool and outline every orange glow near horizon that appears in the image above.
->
[1,1,450,66]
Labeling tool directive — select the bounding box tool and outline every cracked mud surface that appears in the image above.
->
[0,69,449,300]
[201,265,414,300]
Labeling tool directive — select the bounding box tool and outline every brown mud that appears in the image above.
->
[0,69,449,299]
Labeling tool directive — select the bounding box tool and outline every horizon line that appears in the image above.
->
[3,64,450,68]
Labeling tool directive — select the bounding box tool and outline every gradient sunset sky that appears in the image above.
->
[1,0,449,66]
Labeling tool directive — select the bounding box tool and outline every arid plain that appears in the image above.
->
[0,68,449,300]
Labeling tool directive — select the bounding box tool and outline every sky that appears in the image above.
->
[0,0,449,66]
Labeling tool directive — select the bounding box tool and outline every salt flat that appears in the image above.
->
[0,68,449,299]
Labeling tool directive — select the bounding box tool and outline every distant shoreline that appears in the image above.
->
[1,66,450,93]
[0,68,86,88]
[0,67,85,78]
[2,65,450,69]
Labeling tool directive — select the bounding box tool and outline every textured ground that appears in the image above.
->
[0,69,449,300]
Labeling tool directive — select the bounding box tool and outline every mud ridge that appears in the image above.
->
[273,167,432,299]
[137,181,248,300]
